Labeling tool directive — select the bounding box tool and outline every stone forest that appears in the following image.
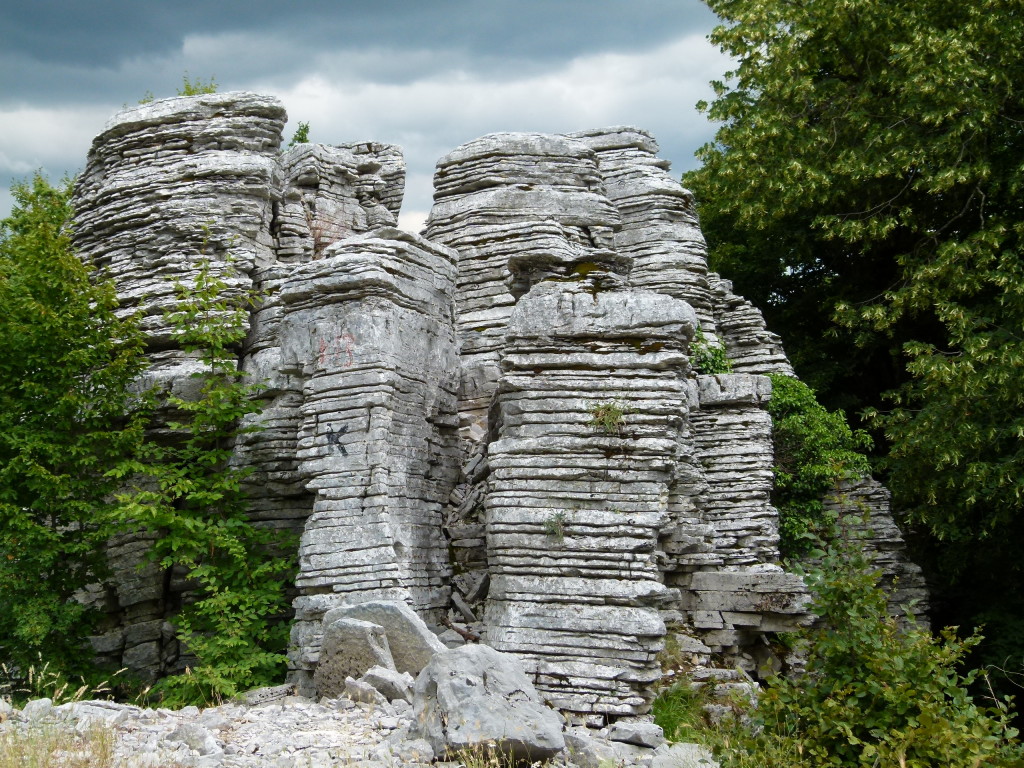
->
[65,91,928,724]
[0,90,955,766]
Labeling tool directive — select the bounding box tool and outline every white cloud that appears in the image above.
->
[257,33,730,216]
[0,31,731,221]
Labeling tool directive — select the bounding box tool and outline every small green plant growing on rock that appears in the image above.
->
[543,511,567,543]
[588,401,627,435]
[690,328,732,375]
[288,121,311,147]
[177,73,217,96]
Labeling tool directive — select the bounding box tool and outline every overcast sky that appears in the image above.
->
[0,0,730,231]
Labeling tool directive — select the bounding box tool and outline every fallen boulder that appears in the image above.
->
[411,644,565,762]
[323,600,447,677]
[313,617,395,698]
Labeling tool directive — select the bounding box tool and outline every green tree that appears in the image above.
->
[687,0,1024,676]
[0,175,147,672]
[288,121,310,147]
[766,375,871,556]
[111,258,293,705]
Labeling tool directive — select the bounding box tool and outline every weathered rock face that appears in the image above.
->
[71,93,927,720]
[824,476,930,626]
[73,92,288,677]
[276,228,461,687]
[71,94,461,682]
[424,132,622,442]
[484,280,697,718]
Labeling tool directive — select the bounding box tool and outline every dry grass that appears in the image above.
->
[0,722,115,768]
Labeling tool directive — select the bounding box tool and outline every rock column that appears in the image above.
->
[72,92,287,677]
[277,228,462,687]
[484,280,697,722]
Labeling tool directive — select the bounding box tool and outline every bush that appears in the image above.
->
[177,73,217,96]
[109,258,293,706]
[0,175,147,675]
[766,374,871,555]
[717,533,1022,767]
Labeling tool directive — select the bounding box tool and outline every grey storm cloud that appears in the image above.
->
[0,1,728,223]
[2,0,719,101]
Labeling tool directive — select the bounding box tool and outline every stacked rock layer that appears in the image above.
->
[485,281,697,720]
[70,94,928,715]
[72,93,287,676]
[424,132,622,441]
[279,229,461,686]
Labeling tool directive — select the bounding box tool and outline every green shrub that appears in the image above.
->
[177,73,217,96]
[288,121,310,147]
[109,258,293,706]
[715,534,1022,767]
[690,328,733,374]
[766,374,871,555]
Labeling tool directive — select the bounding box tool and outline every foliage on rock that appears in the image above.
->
[110,259,293,705]
[689,328,732,375]
[730,536,1022,767]
[177,73,217,96]
[765,375,871,556]
[288,121,310,147]
[0,175,147,674]
[588,401,627,435]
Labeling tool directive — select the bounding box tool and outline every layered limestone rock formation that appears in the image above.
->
[71,92,927,717]
[485,282,697,718]
[278,229,461,686]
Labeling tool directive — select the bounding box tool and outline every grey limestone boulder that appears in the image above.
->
[606,719,666,748]
[360,665,415,703]
[344,676,389,706]
[323,600,447,677]
[313,617,396,698]
[411,644,565,762]
[651,742,720,768]
[163,722,222,756]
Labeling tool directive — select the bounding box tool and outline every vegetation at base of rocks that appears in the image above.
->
[652,681,710,744]
[0,659,123,707]
[109,258,294,707]
[689,328,732,375]
[765,375,871,556]
[288,121,311,147]
[452,744,551,768]
[0,175,148,677]
[588,401,627,435]
[0,175,292,707]
[686,0,1024,694]
[176,73,217,96]
[653,531,1023,767]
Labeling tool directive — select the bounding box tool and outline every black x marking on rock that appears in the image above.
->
[325,423,348,455]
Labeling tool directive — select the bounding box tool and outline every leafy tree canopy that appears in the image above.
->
[687,0,1024,547]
